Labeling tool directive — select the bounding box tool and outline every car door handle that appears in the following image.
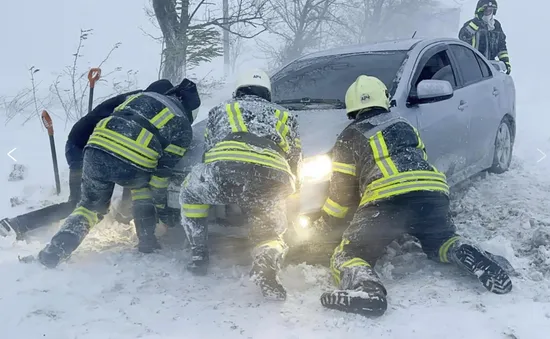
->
[493,87,500,96]
[458,100,468,111]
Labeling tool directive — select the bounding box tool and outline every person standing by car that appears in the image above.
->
[311,75,513,317]
[459,0,511,74]
[179,69,302,301]
[36,78,200,268]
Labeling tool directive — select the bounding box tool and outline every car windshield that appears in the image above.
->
[271,51,408,108]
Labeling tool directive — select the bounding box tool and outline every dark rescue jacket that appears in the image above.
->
[85,92,193,177]
[203,95,303,192]
[320,109,449,222]
[459,17,510,69]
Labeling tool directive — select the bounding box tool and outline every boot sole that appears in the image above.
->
[320,290,387,317]
[455,244,513,294]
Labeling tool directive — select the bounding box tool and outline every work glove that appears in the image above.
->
[505,62,511,75]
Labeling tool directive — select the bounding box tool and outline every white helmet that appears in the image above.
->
[345,75,390,118]
[234,68,272,101]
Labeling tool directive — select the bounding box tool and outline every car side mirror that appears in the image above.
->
[409,79,454,105]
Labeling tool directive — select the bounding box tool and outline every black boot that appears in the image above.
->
[187,246,209,276]
[320,266,388,317]
[449,242,513,294]
[134,215,161,254]
[38,232,80,268]
[250,244,287,301]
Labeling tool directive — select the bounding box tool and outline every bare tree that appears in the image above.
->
[257,0,342,68]
[331,0,442,46]
[150,0,269,84]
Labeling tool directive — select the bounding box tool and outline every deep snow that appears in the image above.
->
[2,2,550,338]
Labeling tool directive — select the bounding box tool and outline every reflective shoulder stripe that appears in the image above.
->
[322,197,349,218]
[150,107,175,129]
[164,144,186,156]
[115,93,143,112]
[96,116,112,129]
[369,131,398,177]
[468,21,479,30]
[136,129,154,147]
[332,162,356,176]
[226,102,248,133]
[141,92,186,118]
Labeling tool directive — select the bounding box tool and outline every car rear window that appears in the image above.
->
[271,51,408,103]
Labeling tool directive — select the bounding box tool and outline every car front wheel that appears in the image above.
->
[489,118,513,174]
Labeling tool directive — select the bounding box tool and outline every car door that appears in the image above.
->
[448,44,500,170]
[407,46,470,178]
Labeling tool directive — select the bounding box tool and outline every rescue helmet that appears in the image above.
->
[476,0,497,17]
[345,75,390,118]
[233,68,272,102]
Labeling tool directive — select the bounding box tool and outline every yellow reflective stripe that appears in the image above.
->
[131,188,152,201]
[155,204,166,209]
[341,257,370,270]
[204,128,209,138]
[322,198,349,218]
[182,203,209,218]
[114,93,142,112]
[233,102,247,132]
[226,103,247,133]
[498,52,509,59]
[295,138,302,149]
[71,206,99,226]
[472,35,476,49]
[275,110,290,152]
[255,239,286,252]
[204,150,291,174]
[96,117,111,128]
[369,131,398,177]
[88,136,158,169]
[367,170,447,191]
[92,128,159,159]
[149,175,169,189]
[330,238,348,285]
[332,162,356,176]
[211,141,281,158]
[136,129,154,147]
[150,107,174,129]
[164,144,186,156]
[438,236,461,263]
[360,181,449,206]
[412,127,428,161]
[468,21,479,30]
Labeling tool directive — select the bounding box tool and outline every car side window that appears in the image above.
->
[415,50,457,88]
[475,53,492,78]
[449,44,484,85]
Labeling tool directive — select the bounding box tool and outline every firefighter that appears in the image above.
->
[313,75,513,317]
[459,0,511,74]
[37,78,201,268]
[179,69,302,300]
[0,80,174,239]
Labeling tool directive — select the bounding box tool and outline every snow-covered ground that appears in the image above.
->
[2,4,550,339]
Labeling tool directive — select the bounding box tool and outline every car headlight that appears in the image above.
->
[300,154,332,183]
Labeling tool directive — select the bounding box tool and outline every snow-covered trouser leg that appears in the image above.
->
[180,164,216,275]
[130,186,160,253]
[38,165,113,268]
[321,201,410,317]
[246,200,290,301]
[406,191,513,294]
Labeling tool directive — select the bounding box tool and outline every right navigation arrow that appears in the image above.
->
[537,148,546,163]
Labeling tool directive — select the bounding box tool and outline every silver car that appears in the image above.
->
[166,37,516,236]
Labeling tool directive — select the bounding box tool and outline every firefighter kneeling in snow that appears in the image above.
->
[37,79,201,268]
[180,69,302,300]
[314,75,513,317]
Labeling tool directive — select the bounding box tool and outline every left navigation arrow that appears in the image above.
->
[7,148,17,162]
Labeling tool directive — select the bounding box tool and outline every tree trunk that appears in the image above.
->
[223,0,230,76]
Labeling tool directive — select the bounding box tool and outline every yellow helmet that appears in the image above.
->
[345,75,390,117]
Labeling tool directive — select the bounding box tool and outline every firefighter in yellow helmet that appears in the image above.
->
[179,68,302,300]
[313,75,513,317]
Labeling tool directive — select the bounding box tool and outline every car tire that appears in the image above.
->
[488,117,514,174]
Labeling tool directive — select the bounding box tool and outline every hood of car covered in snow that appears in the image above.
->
[173,108,350,174]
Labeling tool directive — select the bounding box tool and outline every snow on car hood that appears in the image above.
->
[293,108,351,157]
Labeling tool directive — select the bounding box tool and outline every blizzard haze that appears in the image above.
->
[1,0,549,338]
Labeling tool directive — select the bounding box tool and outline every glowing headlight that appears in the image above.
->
[300,154,332,183]
[298,215,311,229]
